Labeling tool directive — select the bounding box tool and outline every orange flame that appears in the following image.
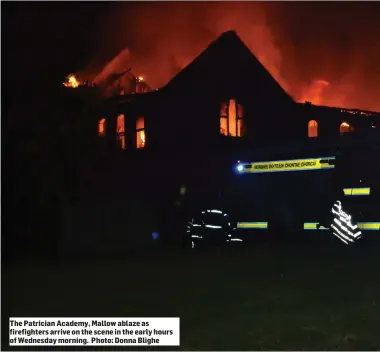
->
[300,80,330,105]
[63,74,80,88]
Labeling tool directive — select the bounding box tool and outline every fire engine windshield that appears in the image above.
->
[202,212,228,227]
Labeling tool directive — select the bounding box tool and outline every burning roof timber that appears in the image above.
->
[300,101,380,117]
[63,68,152,97]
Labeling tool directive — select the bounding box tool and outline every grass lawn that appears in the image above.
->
[3,242,380,350]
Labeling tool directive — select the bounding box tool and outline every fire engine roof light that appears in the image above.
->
[236,164,244,173]
[152,232,160,240]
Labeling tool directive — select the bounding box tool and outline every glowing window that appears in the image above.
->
[308,120,318,138]
[116,114,126,150]
[220,117,228,136]
[98,118,106,137]
[340,122,354,135]
[220,102,228,136]
[228,99,237,137]
[220,99,244,137]
[136,116,145,149]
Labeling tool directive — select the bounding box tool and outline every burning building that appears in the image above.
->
[61,30,379,255]
[74,30,378,154]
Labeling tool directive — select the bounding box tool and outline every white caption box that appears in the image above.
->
[9,317,180,346]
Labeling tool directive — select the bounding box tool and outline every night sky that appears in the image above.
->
[3,2,380,111]
[2,2,109,95]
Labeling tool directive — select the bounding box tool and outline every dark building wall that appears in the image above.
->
[300,105,379,139]
[140,86,299,151]
[101,88,379,155]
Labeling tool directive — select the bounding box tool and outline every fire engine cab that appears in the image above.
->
[182,131,380,248]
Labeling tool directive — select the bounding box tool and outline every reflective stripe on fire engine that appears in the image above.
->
[357,222,380,231]
[303,222,329,230]
[238,156,335,174]
[237,222,268,229]
[343,187,371,196]
[304,222,380,231]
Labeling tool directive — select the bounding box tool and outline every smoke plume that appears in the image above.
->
[83,2,380,111]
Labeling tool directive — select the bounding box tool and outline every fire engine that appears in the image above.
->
[183,130,380,248]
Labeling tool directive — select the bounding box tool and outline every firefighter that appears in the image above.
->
[317,188,343,230]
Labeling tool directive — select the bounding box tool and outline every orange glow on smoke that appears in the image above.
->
[78,3,380,111]
[300,80,330,105]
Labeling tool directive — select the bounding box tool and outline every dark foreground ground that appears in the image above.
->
[3,241,380,350]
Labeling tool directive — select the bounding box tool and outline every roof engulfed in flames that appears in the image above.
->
[62,31,379,115]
